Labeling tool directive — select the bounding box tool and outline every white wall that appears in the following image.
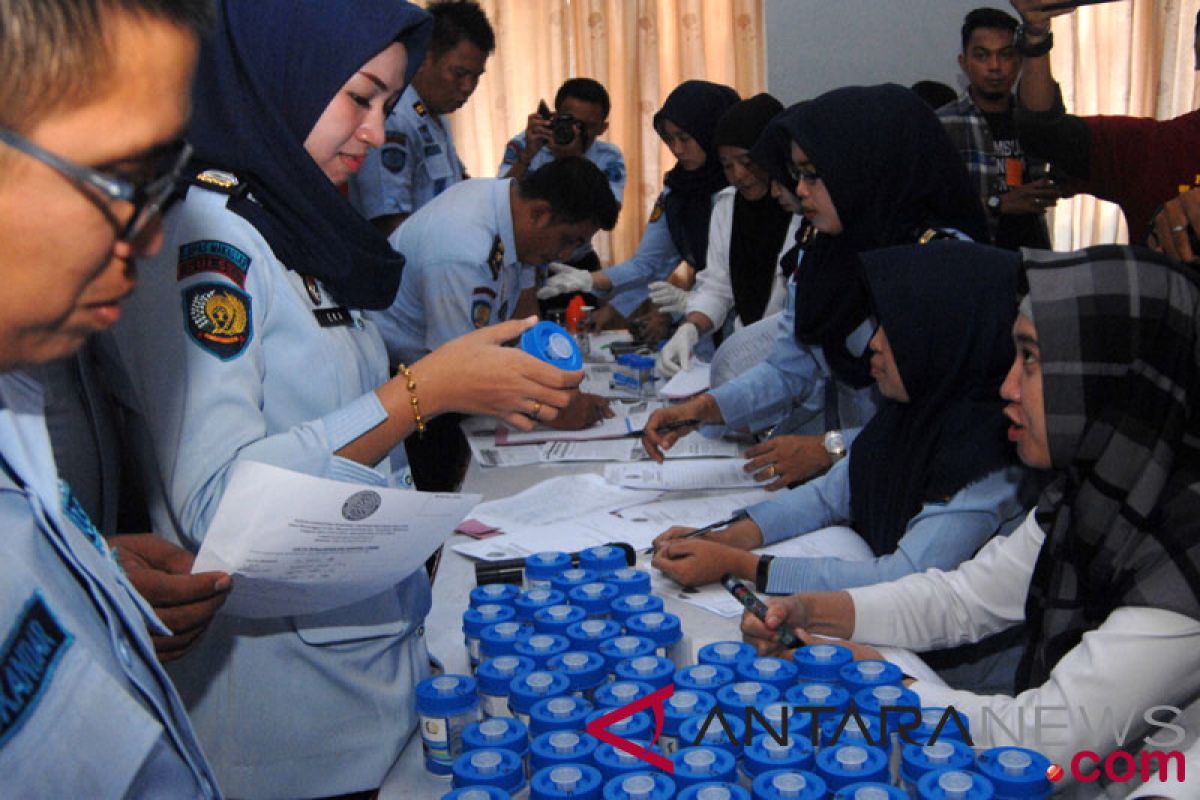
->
[764,0,1002,104]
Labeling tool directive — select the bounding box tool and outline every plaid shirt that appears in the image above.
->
[937,92,1048,243]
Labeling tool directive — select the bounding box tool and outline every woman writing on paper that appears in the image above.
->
[652,241,1028,598]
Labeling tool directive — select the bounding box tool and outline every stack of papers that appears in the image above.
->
[605,459,766,491]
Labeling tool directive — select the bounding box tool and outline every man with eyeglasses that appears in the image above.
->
[0,0,223,795]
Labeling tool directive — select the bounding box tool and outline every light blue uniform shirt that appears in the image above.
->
[350,84,466,220]
[750,460,1029,594]
[497,133,627,204]
[0,372,219,798]
[603,187,723,317]
[108,182,431,798]
[371,178,532,366]
[710,265,881,435]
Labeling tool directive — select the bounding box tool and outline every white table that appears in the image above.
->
[379,459,749,798]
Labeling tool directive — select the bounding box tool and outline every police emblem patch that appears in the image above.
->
[0,592,73,748]
[341,490,382,521]
[472,299,492,328]
[648,193,665,224]
[177,239,251,286]
[183,283,253,360]
[381,132,407,173]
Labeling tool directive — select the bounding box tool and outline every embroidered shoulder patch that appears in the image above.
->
[648,193,665,224]
[0,592,73,747]
[183,283,253,360]
[471,299,493,328]
[177,240,251,286]
[381,131,408,173]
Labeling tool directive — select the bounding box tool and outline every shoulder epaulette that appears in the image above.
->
[916,227,957,245]
[186,169,247,198]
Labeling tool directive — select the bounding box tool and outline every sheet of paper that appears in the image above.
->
[467,473,659,530]
[496,402,662,446]
[192,461,479,618]
[659,362,711,399]
[466,434,543,468]
[605,459,766,491]
[662,432,743,459]
[541,439,643,463]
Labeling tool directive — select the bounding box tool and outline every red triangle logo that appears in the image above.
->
[585,683,675,774]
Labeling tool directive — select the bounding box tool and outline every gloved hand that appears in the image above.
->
[536,262,594,299]
[648,280,689,316]
[655,321,699,377]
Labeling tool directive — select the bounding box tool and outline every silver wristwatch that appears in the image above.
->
[823,430,847,461]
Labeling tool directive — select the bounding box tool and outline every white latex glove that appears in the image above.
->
[536,262,594,299]
[655,322,699,377]
[648,280,689,316]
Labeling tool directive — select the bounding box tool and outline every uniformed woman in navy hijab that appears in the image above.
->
[109,1,582,796]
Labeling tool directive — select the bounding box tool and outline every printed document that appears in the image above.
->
[193,461,479,618]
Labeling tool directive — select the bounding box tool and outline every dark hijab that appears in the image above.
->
[188,0,432,310]
[653,80,740,272]
[1016,245,1200,690]
[850,241,1017,555]
[752,85,986,387]
[712,93,792,325]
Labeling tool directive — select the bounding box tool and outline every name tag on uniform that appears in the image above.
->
[313,307,354,328]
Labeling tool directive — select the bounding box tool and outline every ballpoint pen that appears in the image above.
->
[643,509,750,555]
[624,418,702,438]
[721,573,801,649]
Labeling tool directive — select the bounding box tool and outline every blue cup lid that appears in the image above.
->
[532,762,604,797]
[470,582,520,607]
[521,321,583,370]
[616,353,656,369]
[698,641,755,666]
[751,768,827,800]
[416,674,479,717]
[916,768,996,800]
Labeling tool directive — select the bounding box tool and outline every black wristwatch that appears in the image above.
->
[1014,24,1053,57]
[756,555,775,592]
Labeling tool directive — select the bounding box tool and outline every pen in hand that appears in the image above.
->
[644,510,749,555]
[625,418,702,438]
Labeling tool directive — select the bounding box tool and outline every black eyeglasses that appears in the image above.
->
[787,161,822,186]
[0,126,192,243]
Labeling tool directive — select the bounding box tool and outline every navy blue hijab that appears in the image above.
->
[752,86,987,387]
[850,241,1017,556]
[188,0,432,310]
[653,80,740,272]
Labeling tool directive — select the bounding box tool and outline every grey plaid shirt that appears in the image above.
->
[937,92,1048,244]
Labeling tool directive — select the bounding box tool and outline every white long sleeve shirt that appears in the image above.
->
[849,511,1200,796]
[686,187,796,332]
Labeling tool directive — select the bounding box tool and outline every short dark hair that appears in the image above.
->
[518,157,619,230]
[0,0,213,130]
[426,0,495,58]
[555,77,611,119]
[961,7,1018,51]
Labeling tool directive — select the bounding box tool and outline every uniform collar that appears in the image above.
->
[493,178,521,267]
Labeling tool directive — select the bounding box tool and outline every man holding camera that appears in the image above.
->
[937,7,1057,250]
[499,79,625,275]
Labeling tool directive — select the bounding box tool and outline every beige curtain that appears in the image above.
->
[448,0,765,264]
[1046,0,1200,249]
